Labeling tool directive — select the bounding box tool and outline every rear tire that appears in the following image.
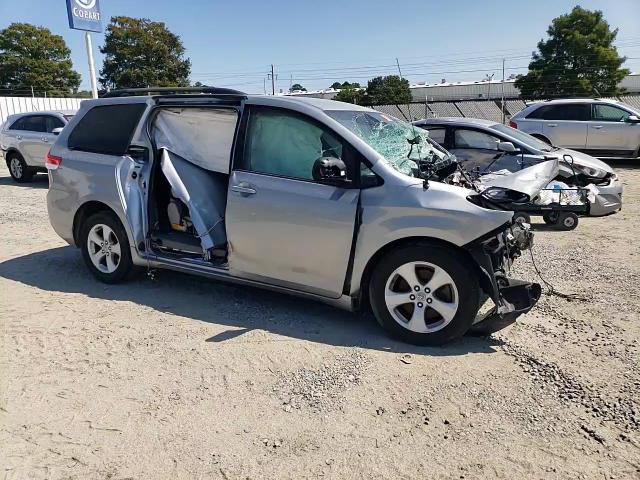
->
[6,152,34,183]
[80,211,134,283]
[369,243,480,346]
[555,212,578,231]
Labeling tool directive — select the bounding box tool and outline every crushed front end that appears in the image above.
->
[464,221,541,335]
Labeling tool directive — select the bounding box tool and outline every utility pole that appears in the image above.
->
[501,58,506,124]
[269,64,276,95]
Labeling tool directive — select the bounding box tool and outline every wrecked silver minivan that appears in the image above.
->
[46,88,540,345]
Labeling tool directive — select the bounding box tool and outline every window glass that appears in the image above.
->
[454,129,500,150]
[68,103,147,155]
[244,108,343,181]
[326,110,453,178]
[424,127,446,144]
[529,104,589,121]
[13,116,47,132]
[9,118,26,130]
[44,116,64,133]
[592,104,630,122]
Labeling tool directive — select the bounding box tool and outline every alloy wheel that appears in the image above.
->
[384,261,459,333]
[87,224,122,274]
[9,158,23,179]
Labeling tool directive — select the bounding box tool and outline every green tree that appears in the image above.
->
[290,83,306,92]
[363,75,411,106]
[0,23,80,96]
[334,85,364,104]
[330,81,361,90]
[100,16,191,90]
[515,6,629,99]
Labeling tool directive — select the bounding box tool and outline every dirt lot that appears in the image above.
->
[1,164,639,480]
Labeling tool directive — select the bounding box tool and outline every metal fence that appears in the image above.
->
[372,95,640,124]
[0,96,84,125]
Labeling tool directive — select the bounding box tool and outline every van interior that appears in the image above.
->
[146,107,239,266]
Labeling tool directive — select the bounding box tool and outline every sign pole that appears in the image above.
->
[67,0,102,97]
[85,32,98,99]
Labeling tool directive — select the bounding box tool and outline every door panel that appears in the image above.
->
[116,153,148,251]
[19,132,45,166]
[225,170,359,297]
[542,121,587,149]
[587,104,638,152]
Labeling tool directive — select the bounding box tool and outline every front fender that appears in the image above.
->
[349,182,513,296]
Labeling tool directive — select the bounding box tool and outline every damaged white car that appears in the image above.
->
[46,88,540,345]
[414,118,623,217]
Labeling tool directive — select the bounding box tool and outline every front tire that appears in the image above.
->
[369,243,481,346]
[6,153,34,183]
[80,211,134,283]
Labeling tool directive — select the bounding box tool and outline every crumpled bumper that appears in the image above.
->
[465,222,541,336]
[588,176,623,216]
[468,279,541,335]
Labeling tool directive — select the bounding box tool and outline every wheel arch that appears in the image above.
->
[73,201,118,247]
[4,147,23,161]
[355,236,486,311]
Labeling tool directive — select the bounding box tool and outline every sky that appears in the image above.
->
[1,0,639,93]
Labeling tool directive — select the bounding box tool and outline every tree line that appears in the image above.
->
[0,7,630,102]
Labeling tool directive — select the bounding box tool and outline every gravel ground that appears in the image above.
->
[1,163,639,479]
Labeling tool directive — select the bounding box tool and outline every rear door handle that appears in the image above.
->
[231,184,257,195]
[546,123,558,127]
[16,135,22,140]
[591,125,603,129]
[42,137,49,142]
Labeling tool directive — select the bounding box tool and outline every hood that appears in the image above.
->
[550,148,614,174]
[477,159,560,198]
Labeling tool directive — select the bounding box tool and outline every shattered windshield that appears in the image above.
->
[326,110,454,177]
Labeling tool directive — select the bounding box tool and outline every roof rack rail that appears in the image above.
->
[101,86,247,98]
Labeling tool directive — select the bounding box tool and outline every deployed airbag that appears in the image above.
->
[153,108,238,174]
[159,149,227,252]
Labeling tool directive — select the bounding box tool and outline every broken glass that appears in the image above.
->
[326,110,454,177]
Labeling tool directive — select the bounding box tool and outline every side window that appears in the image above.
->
[18,116,47,133]
[9,118,26,130]
[532,104,589,121]
[424,127,446,145]
[592,104,630,122]
[44,116,65,133]
[454,129,499,150]
[242,107,344,181]
[68,104,147,155]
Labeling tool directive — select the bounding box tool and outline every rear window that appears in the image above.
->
[526,104,589,121]
[68,104,146,155]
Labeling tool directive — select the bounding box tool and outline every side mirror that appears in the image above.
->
[52,127,64,135]
[626,115,640,124]
[312,156,349,184]
[497,141,518,153]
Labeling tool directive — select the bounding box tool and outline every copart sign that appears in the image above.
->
[66,0,102,32]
